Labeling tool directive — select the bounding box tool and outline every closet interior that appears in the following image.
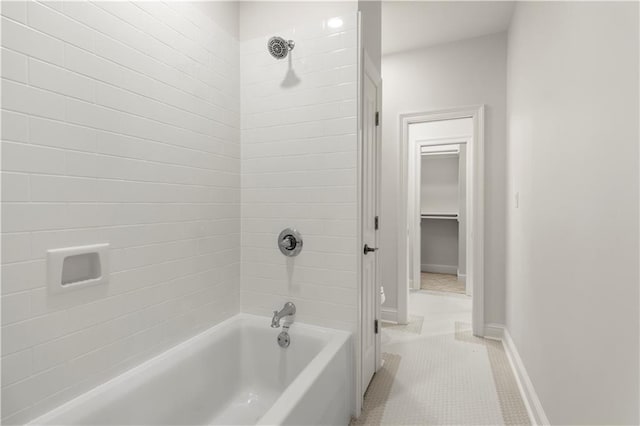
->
[419,143,467,294]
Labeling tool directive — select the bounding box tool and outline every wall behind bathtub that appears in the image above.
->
[1,1,241,423]
[238,6,360,331]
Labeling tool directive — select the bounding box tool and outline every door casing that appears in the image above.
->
[397,106,485,337]
[409,136,470,293]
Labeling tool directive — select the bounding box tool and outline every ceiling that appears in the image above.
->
[382,1,515,56]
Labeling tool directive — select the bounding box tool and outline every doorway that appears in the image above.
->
[413,138,468,297]
[398,106,485,336]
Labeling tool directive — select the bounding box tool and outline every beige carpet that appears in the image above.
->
[421,272,466,294]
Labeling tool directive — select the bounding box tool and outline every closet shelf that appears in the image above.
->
[421,213,459,220]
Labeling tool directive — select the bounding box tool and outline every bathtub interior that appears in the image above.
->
[216,321,329,425]
[30,316,334,426]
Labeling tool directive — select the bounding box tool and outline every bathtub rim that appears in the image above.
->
[26,313,351,426]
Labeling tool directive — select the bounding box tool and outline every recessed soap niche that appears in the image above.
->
[47,244,110,293]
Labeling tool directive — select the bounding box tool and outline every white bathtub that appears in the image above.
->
[28,314,353,426]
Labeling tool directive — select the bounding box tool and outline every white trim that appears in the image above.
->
[355,12,363,417]
[416,135,470,145]
[480,325,549,426]
[421,263,458,275]
[381,307,398,323]
[502,329,551,426]
[411,136,468,292]
[397,105,485,336]
[483,323,505,341]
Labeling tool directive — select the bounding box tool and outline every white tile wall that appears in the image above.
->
[1,1,240,423]
[240,14,359,331]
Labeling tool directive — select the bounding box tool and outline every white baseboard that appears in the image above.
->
[381,307,398,323]
[483,323,504,340]
[457,273,466,279]
[502,329,550,426]
[421,263,457,274]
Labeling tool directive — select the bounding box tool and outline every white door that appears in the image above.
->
[361,54,381,393]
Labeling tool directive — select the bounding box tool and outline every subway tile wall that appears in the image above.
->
[1,1,240,423]
[240,14,359,331]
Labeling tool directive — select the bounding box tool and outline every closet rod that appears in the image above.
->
[421,213,459,220]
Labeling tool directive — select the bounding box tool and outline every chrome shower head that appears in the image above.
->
[268,36,295,59]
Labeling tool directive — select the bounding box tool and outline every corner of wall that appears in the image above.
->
[357,0,381,74]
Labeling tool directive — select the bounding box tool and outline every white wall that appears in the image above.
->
[410,117,472,141]
[239,12,359,331]
[505,2,639,424]
[358,0,381,73]
[420,155,459,214]
[1,2,240,423]
[381,33,507,324]
[239,1,357,41]
[189,1,239,39]
[420,219,458,273]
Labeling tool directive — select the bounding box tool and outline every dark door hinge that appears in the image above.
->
[375,111,380,126]
[374,319,379,334]
[374,216,379,230]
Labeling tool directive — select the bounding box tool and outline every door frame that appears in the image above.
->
[356,49,382,415]
[397,106,485,337]
[410,136,469,292]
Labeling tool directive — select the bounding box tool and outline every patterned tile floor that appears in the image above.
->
[381,315,424,335]
[421,272,466,294]
[354,291,530,425]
